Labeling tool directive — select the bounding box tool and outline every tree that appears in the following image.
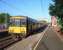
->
[0,13,11,24]
[49,0,63,16]
[49,0,63,32]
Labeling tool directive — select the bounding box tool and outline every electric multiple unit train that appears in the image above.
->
[8,16,46,39]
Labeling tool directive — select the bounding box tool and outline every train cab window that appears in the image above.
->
[15,19,20,26]
[9,19,20,26]
[9,18,26,27]
[20,22,26,26]
[9,19,16,26]
[20,19,26,26]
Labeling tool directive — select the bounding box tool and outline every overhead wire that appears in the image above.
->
[40,0,44,16]
[40,0,48,21]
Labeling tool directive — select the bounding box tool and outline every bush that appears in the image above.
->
[60,27,63,33]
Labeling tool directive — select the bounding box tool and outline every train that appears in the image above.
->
[8,16,47,39]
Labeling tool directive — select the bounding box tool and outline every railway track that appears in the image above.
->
[0,36,15,49]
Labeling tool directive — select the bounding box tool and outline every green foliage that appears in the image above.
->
[49,0,63,32]
[49,0,63,16]
[0,13,11,24]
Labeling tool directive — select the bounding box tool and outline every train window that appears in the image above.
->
[20,22,26,26]
[15,19,20,26]
[20,19,26,26]
[9,19,20,26]
[9,19,15,26]
[9,18,26,27]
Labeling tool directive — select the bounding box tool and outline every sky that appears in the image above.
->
[0,0,53,22]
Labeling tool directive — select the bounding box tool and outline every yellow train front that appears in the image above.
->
[8,16,27,38]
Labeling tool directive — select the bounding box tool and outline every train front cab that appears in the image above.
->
[8,16,27,38]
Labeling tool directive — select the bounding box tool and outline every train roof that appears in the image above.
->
[10,16,27,19]
[10,16,38,23]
